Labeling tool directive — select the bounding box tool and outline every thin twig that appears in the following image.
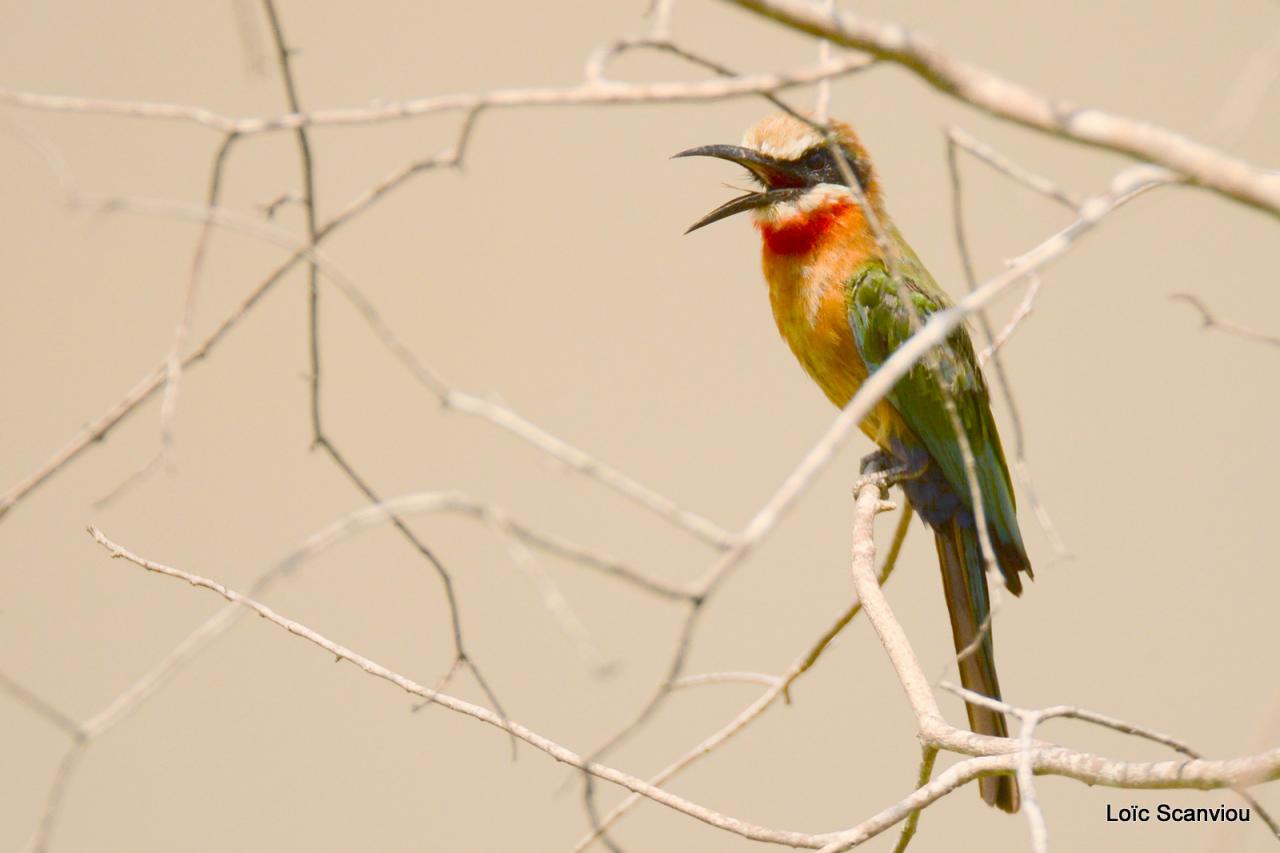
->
[670,672,782,690]
[941,681,1280,840]
[261,0,514,754]
[0,131,466,521]
[259,0,322,447]
[813,0,837,122]
[978,274,1043,366]
[947,126,1082,211]
[74,188,740,554]
[3,136,734,552]
[573,506,913,852]
[1172,293,1280,348]
[890,746,938,853]
[946,128,1068,560]
[281,490,695,602]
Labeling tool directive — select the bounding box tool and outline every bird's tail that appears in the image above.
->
[934,515,1020,813]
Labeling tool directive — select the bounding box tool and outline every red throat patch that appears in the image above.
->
[757,201,853,256]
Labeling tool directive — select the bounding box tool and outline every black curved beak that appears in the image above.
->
[673,144,808,233]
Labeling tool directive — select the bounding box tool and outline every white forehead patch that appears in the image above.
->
[741,115,823,161]
[746,133,819,161]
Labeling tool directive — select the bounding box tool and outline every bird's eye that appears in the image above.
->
[802,146,834,173]
[800,145,868,188]
[799,146,843,186]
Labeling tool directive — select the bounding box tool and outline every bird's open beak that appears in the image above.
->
[673,144,807,233]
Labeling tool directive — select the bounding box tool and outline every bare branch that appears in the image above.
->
[572,506,914,851]
[7,7,1278,851]
[670,672,782,690]
[283,490,695,602]
[81,476,1280,853]
[724,0,1280,215]
[940,681,1280,838]
[947,126,1081,211]
[978,274,1043,366]
[86,526,840,849]
[815,473,1280,852]
[0,134,464,521]
[78,188,740,552]
[1,139,732,551]
[0,55,874,135]
[155,132,240,477]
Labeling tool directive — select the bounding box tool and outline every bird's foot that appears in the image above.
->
[855,450,925,496]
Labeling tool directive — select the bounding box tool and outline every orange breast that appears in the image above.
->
[759,207,910,449]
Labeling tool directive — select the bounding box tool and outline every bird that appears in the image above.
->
[676,113,1030,813]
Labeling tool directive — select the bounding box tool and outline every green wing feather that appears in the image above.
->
[845,240,1030,589]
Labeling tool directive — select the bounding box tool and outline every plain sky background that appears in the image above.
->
[2,1,1278,851]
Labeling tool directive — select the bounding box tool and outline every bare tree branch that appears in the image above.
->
[724,0,1280,215]
[86,526,837,849]
[84,496,1280,853]
[0,56,873,134]
[5,5,1277,851]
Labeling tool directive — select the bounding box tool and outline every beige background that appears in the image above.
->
[2,1,1278,851]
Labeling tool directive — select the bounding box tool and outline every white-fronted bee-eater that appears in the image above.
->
[677,114,1031,812]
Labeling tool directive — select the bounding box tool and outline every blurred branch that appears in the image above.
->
[0,55,873,134]
[0,130,469,521]
[0,132,732,548]
[1206,23,1280,144]
[156,132,240,473]
[1172,293,1280,348]
[946,127,1068,559]
[948,125,1082,212]
[284,490,695,602]
[670,671,782,690]
[35,184,739,550]
[25,742,87,853]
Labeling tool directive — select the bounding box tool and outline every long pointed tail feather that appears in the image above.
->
[934,515,1020,813]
